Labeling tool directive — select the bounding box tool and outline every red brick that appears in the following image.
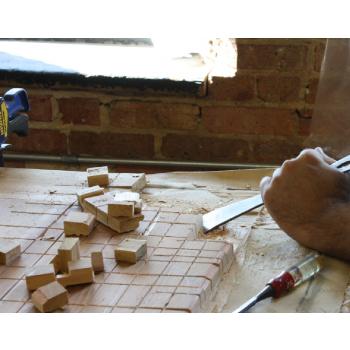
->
[161,134,250,162]
[29,95,52,122]
[314,42,326,72]
[257,76,301,102]
[298,117,312,136]
[69,131,154,159]
[202,106,297,136]
[208,76,255,101]
[295,108,313,137]
[253,138,303,164]
[110,101,199,130]
[59,98,100,126]
[8,129,67,155]
[305,78,319,104]
[237,44,308,71]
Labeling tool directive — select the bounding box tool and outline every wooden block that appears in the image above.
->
[87,166,109,187]
[64,212,95,237]
[50,255,61,274]
[0,239,21,265]
[108,201,134,218]
[91,251,104,273]
[114,239,147,264]
[134,200,142,214]
[58,237,80,273]
[110,173,146,191]
[109,214,144,233]
[76,185,104,206]
[113,192,142,214]
[114,192,140,203]
[57,259,94,287]
[83,193,113,215]
[31,281,68,313]
[25,264,56,291]
[97,205,108,226]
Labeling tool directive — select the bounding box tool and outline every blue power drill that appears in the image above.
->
[0,88,30,166]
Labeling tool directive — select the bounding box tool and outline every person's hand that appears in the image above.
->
[260,148,350,260]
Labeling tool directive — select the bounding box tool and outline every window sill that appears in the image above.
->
[0,41,206,97]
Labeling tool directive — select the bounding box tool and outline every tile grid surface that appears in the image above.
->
[0,170,234,313]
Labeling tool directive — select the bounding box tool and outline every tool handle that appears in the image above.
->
[8,113,29,137]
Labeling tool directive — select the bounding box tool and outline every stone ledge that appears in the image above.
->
[0,70,203,97]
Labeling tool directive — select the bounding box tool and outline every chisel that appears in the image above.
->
[202,154,350,233]
[233,254,322,313]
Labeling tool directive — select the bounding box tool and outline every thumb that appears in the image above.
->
[315,147,336,165]
[260,176,271,201]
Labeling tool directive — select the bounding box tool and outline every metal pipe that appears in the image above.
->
[4,153,275,170]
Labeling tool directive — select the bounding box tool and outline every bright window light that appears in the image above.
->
[0,38,236,81]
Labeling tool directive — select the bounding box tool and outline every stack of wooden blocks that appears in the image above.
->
[24,236,105,312]
[76,166,146,234]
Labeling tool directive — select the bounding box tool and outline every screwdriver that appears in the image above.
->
[233,254,323,313]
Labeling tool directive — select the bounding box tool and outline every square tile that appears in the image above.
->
[105,273,135,285]
[25,240,54,254]
[117,285,150,307]
[0,300,24,312]
[163,262,191,276]
[158,237,184,249]
[146,222,171,236]
[140,291,172,309]
[86,284,128,306]
[2,280,30,302]
[0,279,17,299]
[166,224,196,239]
[166,294,201,313]
[155,276,182,287]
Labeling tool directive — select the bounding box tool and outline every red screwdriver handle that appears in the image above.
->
[268,272,295,298]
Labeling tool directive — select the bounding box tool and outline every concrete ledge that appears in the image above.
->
[0,70,203,97]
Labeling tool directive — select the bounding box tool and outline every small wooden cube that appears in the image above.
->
[109,214,144,233]
[108,201,134,218]
[31,281,68,313]
[134,200,142,214]
[25,264,56,291]
[58,237,80,273]
[57,259,94,287]
[91,251,104,273]
[64,212,96,237]
[0,239,21,265]
[76,185,104,206]
[50,255,61,274]
[97,205,108,226]
[114,191,140,203]
[83,193,113,215]
[114,238,147,264]
[87,166,109,187]
[113,192,142,214]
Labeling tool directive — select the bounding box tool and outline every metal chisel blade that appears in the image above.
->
[202,194,264,233]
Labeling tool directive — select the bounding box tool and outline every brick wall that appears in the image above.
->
[3,38,326,165]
